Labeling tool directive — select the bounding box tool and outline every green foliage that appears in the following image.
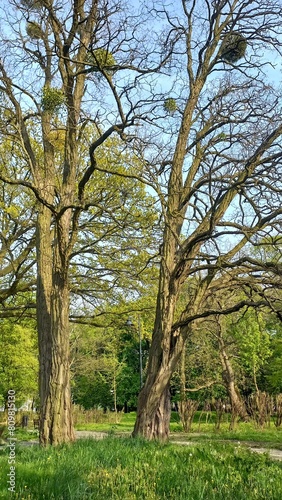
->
[26,22,43,40]
[0,320,38,406]
[41,86,65,113]
[171,319,223,405]
[264,318,282,393]
[69,135,160,309]
[266,339,282,393]
[163,98,178,114]
[72,373,113,410]
[220,32,247,63]
[71,316,151,411]
[231,311,271,387]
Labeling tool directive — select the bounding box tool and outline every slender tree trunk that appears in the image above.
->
[113,366,118,423]
[180,347,186,402]
[219,344,248,421]
[253,365,259,393]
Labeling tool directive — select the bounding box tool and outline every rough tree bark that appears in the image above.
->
[37,206,75,445]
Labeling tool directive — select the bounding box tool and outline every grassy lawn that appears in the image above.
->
[3,411,282,449]
[1,437,282,499]
[1,411,282,498]
[75,411,282,447]
[75,411,135,434]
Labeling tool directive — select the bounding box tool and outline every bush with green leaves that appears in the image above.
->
[0,320,38,407]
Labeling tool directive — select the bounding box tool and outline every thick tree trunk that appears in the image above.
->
[133,383,171,440]
[40,271,75,445]
[132,284,175,440]
[133,300,186,440]
[37,208,75,445]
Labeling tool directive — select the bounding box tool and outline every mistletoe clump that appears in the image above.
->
[26,21,43,40]
[163,98,178,114]
[21,0,43,10]
[86,48,116,71]
[41,87,65,113]
[220,32,247,63]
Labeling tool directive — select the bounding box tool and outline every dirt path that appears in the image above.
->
[75,430,108,439]
[170,438,282,461]
[247,446,282,461]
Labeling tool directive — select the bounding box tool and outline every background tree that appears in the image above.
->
[229,309,271,395]
[71,295,155,412]
[264,314,282,394]
[0,319,38,408]
[0,137,36,314]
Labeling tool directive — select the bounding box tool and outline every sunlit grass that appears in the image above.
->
[0,437,282,499]
[75,411,282,447]
[5,411,282,448]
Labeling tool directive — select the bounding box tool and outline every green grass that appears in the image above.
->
[75,411,282,447]
[75,412,135,434]
[4,411,282,448]
[0,437,282,499]
[0,427,39,444]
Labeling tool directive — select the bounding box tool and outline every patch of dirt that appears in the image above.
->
[75,430,108,440]
[248,447,282,461]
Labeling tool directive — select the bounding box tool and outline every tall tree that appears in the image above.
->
[0,0,162,445]
[130,1,282,439]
